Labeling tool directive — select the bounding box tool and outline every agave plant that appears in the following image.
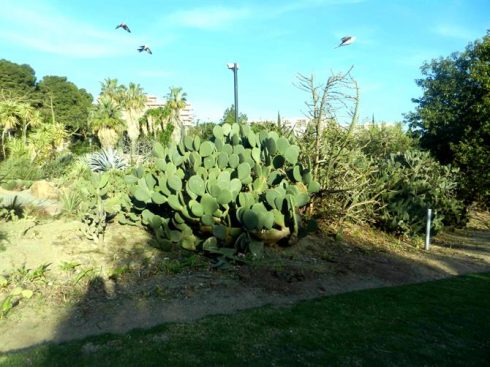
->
[87,148,128,172]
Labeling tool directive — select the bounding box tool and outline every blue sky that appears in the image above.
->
[0,0,488,123]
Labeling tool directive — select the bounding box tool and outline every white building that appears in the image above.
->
[144,95,194,128]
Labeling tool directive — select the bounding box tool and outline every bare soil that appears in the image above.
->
[1,212,489,353]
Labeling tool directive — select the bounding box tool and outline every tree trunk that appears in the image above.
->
[1,129,6,159]
[98,127,118,149]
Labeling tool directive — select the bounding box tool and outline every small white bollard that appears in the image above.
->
[425,208,432,250]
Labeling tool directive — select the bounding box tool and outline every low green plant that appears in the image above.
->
[59,261,81,272]
[78,172,131,242]
[124,122,320,258]
[59,188,83,216]
[28,263,51,282]
[0,196,23,221]
[86,148,128,172]
[108,265,131,280]
[63,156,93,182]
[73,267,96,285]
[40,153,75,179]
[1,287,34,319]
[0,156,41,182]
[375,150,466,236]
[70,138,98,155]
[158,258,186,274]
[0,295,15,318]
[81,203,107,243]
[11,263,51,284]
[157,254,207,275]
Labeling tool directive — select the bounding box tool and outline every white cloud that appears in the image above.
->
[0,2,147,58]
[275,0,365,14]
[165,6,252,30]
[433,24,479,41]
[165,0,365,30]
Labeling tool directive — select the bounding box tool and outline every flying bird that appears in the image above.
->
[335,36,356,48]
[115,22,131,33]
[138,45,152,54]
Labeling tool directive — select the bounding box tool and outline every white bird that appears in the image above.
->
[335,36,356,48]
[138,45,152,54]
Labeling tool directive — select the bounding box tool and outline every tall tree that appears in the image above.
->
[406,31,490,206]
[140,106,171,138]
[120,83,146,162]
[0,59,37,101]
[88,95,125,149]
[37,75,93,138]
[221,105,248,125]
[166,87,187,141]
[0,98,41,158]
[100,78,123,103]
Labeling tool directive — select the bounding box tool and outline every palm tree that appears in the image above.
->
[28,121,68,162]
[120,83,146,163]
[166,87,187,142]
[140,105,171,138]
[19,103,41,144]
[100,78,122,103]
[0,99,41,158]
[88,96,125,149]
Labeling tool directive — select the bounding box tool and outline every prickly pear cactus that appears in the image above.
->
[79,172,130,242]
[124,123,320,257]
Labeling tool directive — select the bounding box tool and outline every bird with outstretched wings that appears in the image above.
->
[138,45,152,54]
[335,36,356,48]
[116,22,131,33]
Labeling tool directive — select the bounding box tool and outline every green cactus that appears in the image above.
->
[124,122,320,256]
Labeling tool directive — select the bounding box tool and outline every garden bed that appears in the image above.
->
[1,212,489,353]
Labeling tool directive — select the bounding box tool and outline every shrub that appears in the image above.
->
[375,150,466,236]
[0,157,41,183]
[70,138,98,155]
[355,122,415,159]
[123,123,320,257]
[41,153,75,179]
[298,118,382,226]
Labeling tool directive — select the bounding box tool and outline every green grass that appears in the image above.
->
[2,273,490,366]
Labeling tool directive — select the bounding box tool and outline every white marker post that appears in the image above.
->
[425,208,432,251]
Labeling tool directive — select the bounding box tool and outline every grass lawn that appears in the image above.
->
[2,273,489,366]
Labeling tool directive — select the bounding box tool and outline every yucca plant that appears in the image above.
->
[0,195,23,221]
[87,148,128,172]
[59,188,83,216]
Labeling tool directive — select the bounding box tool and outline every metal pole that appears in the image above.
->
[425,208,432,250]
[233,63,238,124]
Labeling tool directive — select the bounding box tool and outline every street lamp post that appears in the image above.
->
[227,62,239,123]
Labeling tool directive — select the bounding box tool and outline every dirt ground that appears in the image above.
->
[1,212,489,353]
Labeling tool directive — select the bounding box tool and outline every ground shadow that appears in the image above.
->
[4,220,490,361]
